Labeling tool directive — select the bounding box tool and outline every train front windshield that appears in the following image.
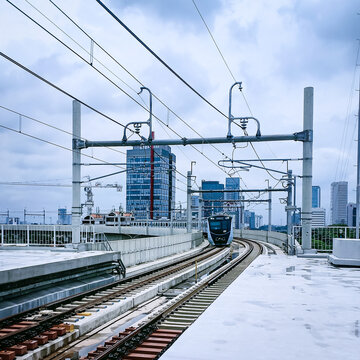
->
[209,218,231,233]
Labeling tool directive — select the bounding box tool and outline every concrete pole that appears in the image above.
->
[356,76,360,238]
[287,170,293,254]
[268,187,272,232]
[72,100,81,244]
[301,87,314,252]
[187,171,192,233]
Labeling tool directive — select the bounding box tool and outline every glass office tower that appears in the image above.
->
[126,145,176,220]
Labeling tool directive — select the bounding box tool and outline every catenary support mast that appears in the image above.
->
[72,100,81,244]
[301,87,314,252]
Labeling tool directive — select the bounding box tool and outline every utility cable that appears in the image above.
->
[6,0,231,181]
[191,0,282,185]
[96,0,228,119]
[5,2,238,186]
[0,51,128,130]
[191,0,236,83]
[41,0,237,180]
[0,104,126,156]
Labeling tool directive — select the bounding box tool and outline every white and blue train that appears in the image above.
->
[207,215,234,246]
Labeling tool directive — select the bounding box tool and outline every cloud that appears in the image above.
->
[0,0,359,224]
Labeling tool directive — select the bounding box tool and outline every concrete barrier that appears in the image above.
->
[328,238,360,266]
[91,232,204,267]
[235,229,288,251]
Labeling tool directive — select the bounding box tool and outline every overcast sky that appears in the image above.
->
[0,0,359,224]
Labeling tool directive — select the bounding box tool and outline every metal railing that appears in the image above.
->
[0,225,96,247]
[292,226,356,252]
[0,220,205,248]
[129,220,203,229]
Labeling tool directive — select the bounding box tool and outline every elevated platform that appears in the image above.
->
[162,253,360,360]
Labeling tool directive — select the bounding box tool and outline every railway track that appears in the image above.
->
[0,245,228,359]
[77,238,263,360]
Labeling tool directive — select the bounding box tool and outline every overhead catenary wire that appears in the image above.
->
[0,52,190,184]
[0,104,126,157]
[335,40,360,181]
[34,0,238,181]
[191,0,236,83]
[6,0,233,182]
[0,123,126,169]
[95,0,228,119]
[191,0,283,184]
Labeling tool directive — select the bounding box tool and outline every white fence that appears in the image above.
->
[0,225,96,247]
[292,226,356,252]
[129,220,202,229]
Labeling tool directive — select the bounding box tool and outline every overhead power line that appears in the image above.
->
[3,2,236,182]
[0,51,128,130]
[96,0,228,119]
[191,0,236,83]
[0,123,126,169]
[191,0,283,184]
[49,0,235,167]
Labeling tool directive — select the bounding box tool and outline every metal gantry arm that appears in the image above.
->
[122,86,153,143]
[218,159,302,178]
[227,82,261,138]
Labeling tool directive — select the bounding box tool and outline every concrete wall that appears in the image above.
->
[93,224,188,237]
[235,229,288,250]
[91,232,204,267]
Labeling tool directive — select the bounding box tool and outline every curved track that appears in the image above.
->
[78,238,263,360]
[0,246,224,353]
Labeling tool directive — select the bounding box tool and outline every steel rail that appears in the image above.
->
[0,246,222,349]
[87,238,262,360]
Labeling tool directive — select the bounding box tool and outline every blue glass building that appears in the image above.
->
[244,210,256,229]
[225,177,240,228]
[312,186,321,208]
[126,145,176,219]
[202,180,224,217]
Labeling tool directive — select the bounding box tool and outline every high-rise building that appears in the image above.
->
[126,145,176,219]
[255,214,263,229]
[202,180,224,217]
[57,208,71,225]
[347,203,356,227]
[191,195,199,218]
[330,181,348,225]
[311,208,326,227]
[312,186,321,208]
[225,177,240,229]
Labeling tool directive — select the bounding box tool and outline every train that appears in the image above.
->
[207,215,234,246]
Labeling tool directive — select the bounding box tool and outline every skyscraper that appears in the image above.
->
[330,181,348,225]
[312,186,321,208]
[347,203,356,227]
[202,180,224,217]
[225,177,240,229]
[126,145,176,219]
